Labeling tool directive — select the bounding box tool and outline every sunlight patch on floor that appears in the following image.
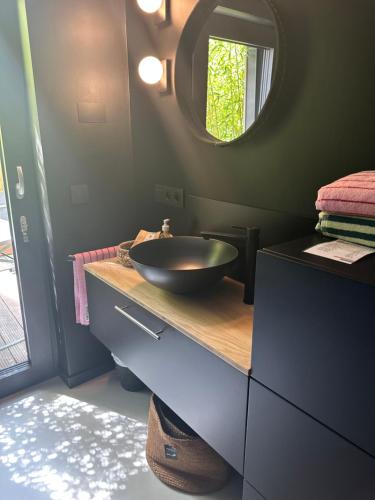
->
[0,392,149,500]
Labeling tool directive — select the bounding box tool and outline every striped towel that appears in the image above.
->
[73,246,118,326]
[316,212,375,248]
[316,171,375,217]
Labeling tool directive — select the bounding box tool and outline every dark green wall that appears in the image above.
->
[14,0,375,382]
[26,0,136,383]
[126,0,375,231]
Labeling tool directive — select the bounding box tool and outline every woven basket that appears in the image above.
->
[146,394,231,494]
[117,240,134,268]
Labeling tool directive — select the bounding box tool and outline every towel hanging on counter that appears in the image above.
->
[316,171,375,217]
[72,246,118,326]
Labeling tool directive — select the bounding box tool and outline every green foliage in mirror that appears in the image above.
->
[206,38,249,142]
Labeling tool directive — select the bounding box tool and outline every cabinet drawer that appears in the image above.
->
[252,252,375,456]
[86,273,248,474]
[86,274,165,358]
[243,481,265,500]
[245,381,375,500]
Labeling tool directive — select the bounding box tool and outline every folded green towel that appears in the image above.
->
[316,212,375,248]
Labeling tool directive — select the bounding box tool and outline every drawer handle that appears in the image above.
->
[114,306,162,340]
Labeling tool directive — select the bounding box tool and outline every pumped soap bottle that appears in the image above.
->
[160,219,173,239]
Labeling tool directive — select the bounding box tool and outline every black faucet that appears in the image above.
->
[200,226,260,305]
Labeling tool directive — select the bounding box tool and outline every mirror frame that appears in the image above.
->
[174,0,284,146]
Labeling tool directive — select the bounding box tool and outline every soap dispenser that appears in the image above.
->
[160,219,173,239]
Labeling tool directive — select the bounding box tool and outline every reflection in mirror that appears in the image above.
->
[193,0,277,143]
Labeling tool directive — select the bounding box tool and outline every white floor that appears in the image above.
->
[0,372,243,500]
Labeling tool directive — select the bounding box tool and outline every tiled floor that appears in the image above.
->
[0,372,243,500]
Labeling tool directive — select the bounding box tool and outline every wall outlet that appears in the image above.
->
[155,184,184,208]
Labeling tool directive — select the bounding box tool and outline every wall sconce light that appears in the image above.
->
[136,0,170,24]
[138,56,171,95]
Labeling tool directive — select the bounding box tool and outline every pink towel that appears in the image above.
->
[316,171,375,217]
[73,246,118,326]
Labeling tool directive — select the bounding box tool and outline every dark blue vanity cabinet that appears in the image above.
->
[86,272,249,474]
[244,235,375,500]
[243,481,265,500]
[244,381,375,500]
[85,235,375,500]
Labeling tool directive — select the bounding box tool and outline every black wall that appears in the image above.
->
[126,0,375,232]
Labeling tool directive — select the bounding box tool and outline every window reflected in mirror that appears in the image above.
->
[190,0,277,144]
[206,37,273,142]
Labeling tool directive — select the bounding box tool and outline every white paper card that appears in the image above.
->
[304,240,375,264]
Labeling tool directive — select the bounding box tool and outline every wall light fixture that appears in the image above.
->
[136,0,169,24]
[138,56,171,94]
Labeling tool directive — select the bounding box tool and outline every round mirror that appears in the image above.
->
[175,0,280,145]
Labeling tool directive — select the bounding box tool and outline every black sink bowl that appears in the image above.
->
[128,236,239,294]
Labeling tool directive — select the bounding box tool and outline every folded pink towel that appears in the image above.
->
[73,246,118,326]
[316,171,375,217]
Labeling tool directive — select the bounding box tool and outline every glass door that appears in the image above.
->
[0,0,56,397]
[0,165,28,372]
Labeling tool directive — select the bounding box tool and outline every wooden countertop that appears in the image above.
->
[85,259,253,375]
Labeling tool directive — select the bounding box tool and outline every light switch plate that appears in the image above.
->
[77,102,106,123]
[155,184,184,208]
[70,184,89,205]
